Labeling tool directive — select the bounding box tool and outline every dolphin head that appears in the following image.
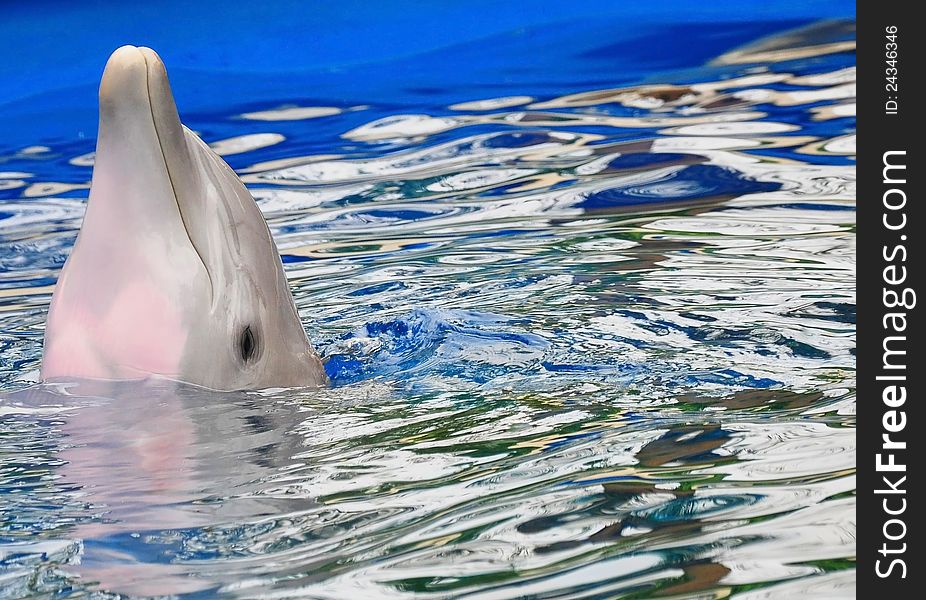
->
[42,46,327,390]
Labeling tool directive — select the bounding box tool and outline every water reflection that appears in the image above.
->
[1,381,854,597]
[3,381,322,593]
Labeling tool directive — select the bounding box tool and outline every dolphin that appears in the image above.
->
[41,46,327,390]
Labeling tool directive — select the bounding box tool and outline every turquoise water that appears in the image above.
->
[1,14,854,599]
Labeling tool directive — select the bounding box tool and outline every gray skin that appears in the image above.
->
[41,46,327,390]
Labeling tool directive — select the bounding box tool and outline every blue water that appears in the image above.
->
[1,3,855,598]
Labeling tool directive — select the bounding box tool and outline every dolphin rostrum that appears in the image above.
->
[41,46,328,390]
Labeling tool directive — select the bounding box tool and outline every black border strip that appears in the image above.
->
[859,1,922,593]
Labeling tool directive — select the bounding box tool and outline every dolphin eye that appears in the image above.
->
[240,326,257,362]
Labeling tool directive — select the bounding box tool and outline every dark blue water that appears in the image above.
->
[1,4,855,598]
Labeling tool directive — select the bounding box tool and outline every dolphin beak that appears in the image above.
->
[85,45,212,302]
[98,45,195,206]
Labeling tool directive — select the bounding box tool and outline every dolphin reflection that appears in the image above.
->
[8,379,325,594]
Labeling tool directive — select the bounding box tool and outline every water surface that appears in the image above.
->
[1,15,855,599]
